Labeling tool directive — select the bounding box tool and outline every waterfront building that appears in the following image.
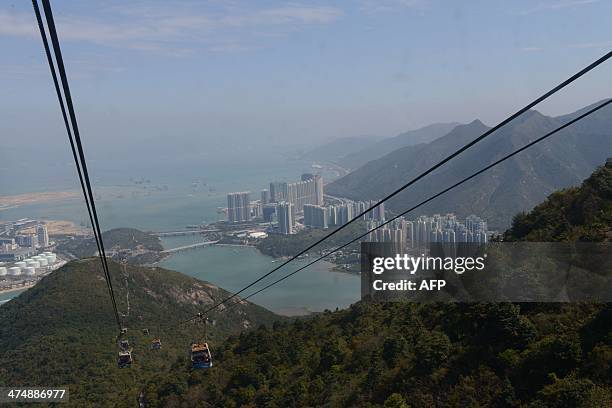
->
[262,204,277,222]
[304,204,328,229]
[287,177,321,213]
[277,202,295,235]
[227,192,251,223]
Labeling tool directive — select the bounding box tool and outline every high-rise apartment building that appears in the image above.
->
[269,182,288,202]
[262,204,277,222]
[277,202,295,234]
[270,175,323,212]
[304,204,328,229]
[261,189,271,205]
[227,192,251,223]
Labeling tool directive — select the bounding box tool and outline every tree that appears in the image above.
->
[384,393,410,408]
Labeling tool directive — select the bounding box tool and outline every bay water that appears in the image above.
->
[0,159,360,314]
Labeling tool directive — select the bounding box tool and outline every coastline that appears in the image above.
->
[0,190,79,209]
[0,283,34,295]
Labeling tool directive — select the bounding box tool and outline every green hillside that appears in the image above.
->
[149,302,610,407]
[0,259,279,407]
[1,162,610,407]
[505,159,611,242]
[144,161,611,407]
[56,227,165,264]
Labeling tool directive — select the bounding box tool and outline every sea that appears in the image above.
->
[0,158,360,315]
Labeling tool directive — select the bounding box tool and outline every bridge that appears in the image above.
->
[152,229,220,237]
[161,240,219,254]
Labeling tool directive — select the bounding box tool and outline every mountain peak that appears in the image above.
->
[519,109,547,121]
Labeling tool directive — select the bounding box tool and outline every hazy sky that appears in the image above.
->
[1,0,611,163]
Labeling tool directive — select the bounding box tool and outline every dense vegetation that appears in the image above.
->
[56,227,165,264]
[0,161,610,406]
[256,221,366,258]
[505,159,611,242]
[0,259,279,407]
[150,302,610,407]
[147,159,610,407]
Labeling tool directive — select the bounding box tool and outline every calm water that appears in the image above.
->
[1,161,360,314]
[0,289,26,304]
[160,237,359,315]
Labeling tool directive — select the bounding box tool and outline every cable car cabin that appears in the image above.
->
[190,343,212,369]
[118,351,133,368]
[119,340,130,351]
[151,338,162,350]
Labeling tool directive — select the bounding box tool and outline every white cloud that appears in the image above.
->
[519,0,599,15]
[0,10,38,38]
[521,46,544,52]
[0,3,343,55]
[359,0,427,14]
[567,41,612,49]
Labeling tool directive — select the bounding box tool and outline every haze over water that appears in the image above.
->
[1,159,360,314]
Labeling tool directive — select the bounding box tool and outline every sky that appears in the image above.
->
[1,0,611,187]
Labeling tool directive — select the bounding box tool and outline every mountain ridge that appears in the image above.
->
[299,135,379,163]
[338,122,460,169]
[326,101,612,229]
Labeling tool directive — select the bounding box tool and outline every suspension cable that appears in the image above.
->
[189,51,612,319]
[227,98,612,309]
[32,0,122,331]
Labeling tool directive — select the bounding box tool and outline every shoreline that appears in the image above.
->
[215,243,254,248]
[0,190,79,208]
[160,240,342,275]
[0,284,34,295]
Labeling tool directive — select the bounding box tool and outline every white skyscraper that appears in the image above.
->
[227,192,251,223]
[36,224,49,248]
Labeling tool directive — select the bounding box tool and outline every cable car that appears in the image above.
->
[151,338,162,350]
[190,342,212,369]
[119,340,130,351]
[118,350,133,368]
